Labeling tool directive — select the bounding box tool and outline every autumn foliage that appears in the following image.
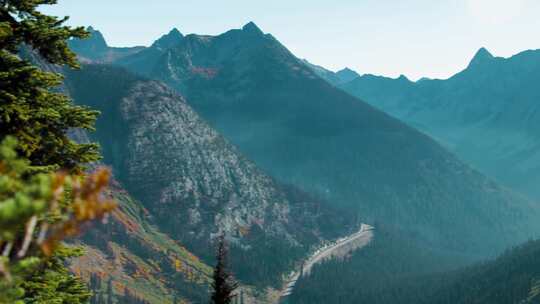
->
[0,137,116,302]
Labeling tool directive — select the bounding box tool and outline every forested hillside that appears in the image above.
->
[292,225,540,304]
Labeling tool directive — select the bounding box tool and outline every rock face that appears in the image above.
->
[340,48,540,200]
[64,64,352,287]
[76,23,540,257]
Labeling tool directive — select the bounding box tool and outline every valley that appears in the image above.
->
[2,2,539,303]
[63,23,540,303]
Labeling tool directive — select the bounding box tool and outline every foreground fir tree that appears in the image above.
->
[211,235,238,304]
[0,0,100,170]
[0,0,115,303]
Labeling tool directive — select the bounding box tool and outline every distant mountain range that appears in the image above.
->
[335,47,540,200]
[66,24,540,303]
[70,23,540,257]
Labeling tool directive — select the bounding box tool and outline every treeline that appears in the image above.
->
[290,225,540,304]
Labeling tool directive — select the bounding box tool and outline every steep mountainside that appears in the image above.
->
[64,64,353,289]
[72,185,212,304]
[340,48,540,199]
[81,23,540,257]
[292,226,540,304]
[24,50,212,304]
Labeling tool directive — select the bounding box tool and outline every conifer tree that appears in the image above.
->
[0,0,100,171]
[210,234,238,304]
[0,137,115,303]
[0,0,115,302]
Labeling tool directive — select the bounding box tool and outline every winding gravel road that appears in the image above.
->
[279,224,374,300]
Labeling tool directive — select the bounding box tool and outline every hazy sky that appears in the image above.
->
[41,0,540,80]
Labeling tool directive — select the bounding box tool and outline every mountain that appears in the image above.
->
[68,26,145,63]
[340,47,540,199]
[302,59,360,85]
[336,67,361,83]
[467,47,495,68]
[22,49,214,303]
[63,64,354,294]
[62,129,212,304]
[64,23,540,257]
[29,44,347,302]
[291,225,540,304]
[151,28,184,50]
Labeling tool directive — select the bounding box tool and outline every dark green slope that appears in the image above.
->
[63,64,354,288]
[291,227,540,304]
[106,23,539,257]
[339,48,540,200]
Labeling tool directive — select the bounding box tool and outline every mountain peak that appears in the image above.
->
[468,47,494,67]
[152,28,184,49]
[336,67,360,83]
[168,27,182,36]
[397,74,410,82]
[68,26,108,53]
[85,26,107,47]
[242,21,264,35]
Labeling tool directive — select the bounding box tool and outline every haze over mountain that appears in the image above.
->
[338,47,540,200]
[70,23,540,260]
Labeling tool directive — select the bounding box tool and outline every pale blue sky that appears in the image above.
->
[41,0,540,80]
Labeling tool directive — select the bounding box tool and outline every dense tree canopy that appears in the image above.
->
[0,0,100,171]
